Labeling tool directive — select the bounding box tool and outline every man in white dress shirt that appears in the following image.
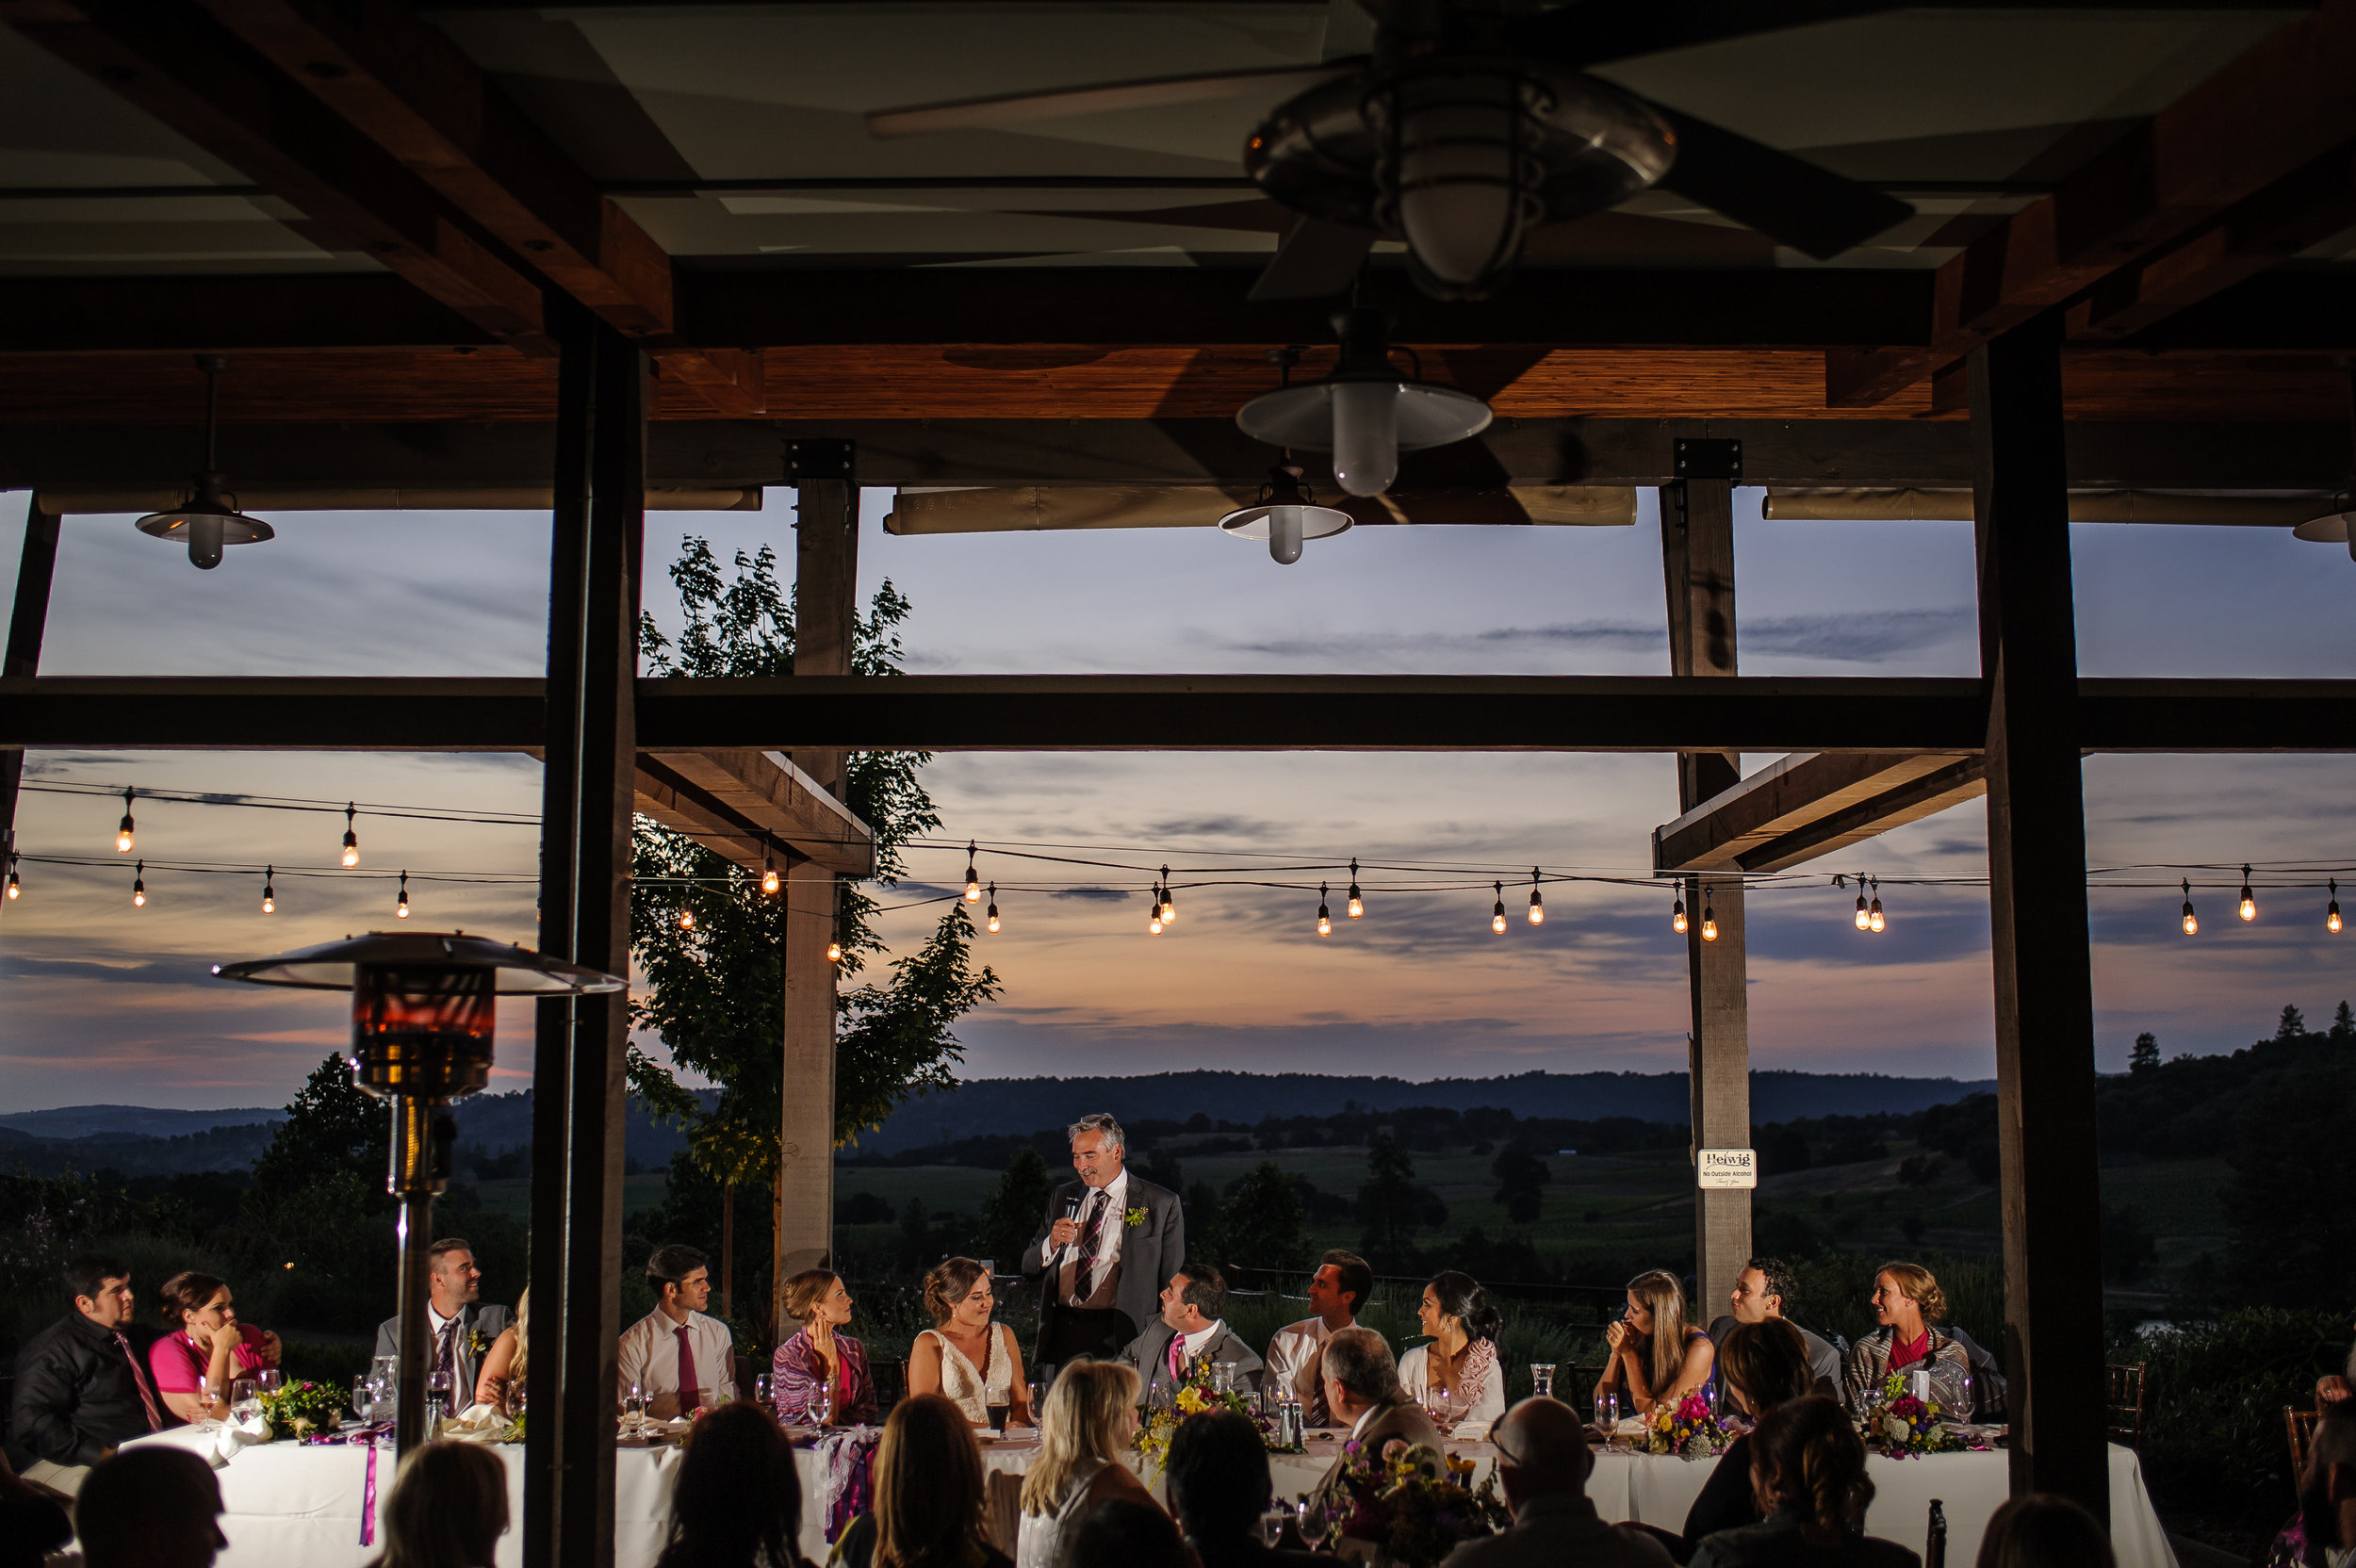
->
[1024,1112,1185,1368]
[616,1245,736,1420]
[1264,1249,1370,1426]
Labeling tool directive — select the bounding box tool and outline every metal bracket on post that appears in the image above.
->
[1671,438,1742,526]
[785,439,855,485]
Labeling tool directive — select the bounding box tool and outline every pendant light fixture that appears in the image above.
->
[1236,310,1490,498]
[1346,858,1364,920]
[2181,879,2199,936]
[1853,878,1870,931]
[134,355,276,571]
[117,789,136,854]
[2238,864,2257,923]
[1149,895,1163,936]
[341,804,360,869]
[2331,879,2343,935]
[1526,868,1544,925]
[1490,881,1507,935]
[1671,888,1686,934]
[986,883,1000,934]
[678,906,695,932]
[1868,878,1885,933]
[826,939,843,963]
[261,866,275,914]
[1218,460,1353,565]
[761,840,780,897]
[1700,896,1718,942]
[1158,869,1175,925]
[963,841,982,903]
[6,853,22,901]
[395,871,411,921]
[131,859,146,907]
[1317,883,1333,937]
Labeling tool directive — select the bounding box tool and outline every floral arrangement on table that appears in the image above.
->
[257,1379,347,1442]
[1860,1373,1971,1459]
[1311,1438,1510,1568]
[1133,1356,1256,1473]
[1643,1391,1730,1460]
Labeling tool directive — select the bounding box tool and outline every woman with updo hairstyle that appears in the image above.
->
[1682,1318,1820,1559]
[149,1270,277,1425]
[1689,1396,1919,1567]
[1840,1261,1974,1420]
[773,1268,875,1427]
[1596,1267,1716,1416]
[1399,1270,1506,1436]
[907,1257,1031,1429]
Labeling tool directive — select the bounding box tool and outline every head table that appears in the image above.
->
[118,1422,2178,1568]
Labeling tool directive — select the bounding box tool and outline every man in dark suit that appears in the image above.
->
[371,1237,509,1406]
[1024,1112,1185,1368]
[1119,1263,1264,1402]
[1305,1327,1442,1527]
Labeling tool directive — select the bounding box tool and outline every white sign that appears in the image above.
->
[1697,1148,1757,1189]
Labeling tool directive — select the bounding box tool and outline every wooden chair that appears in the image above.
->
[873,1358,908,1414]
[2104,1363,2149,1449]
[1571,1365,1612,1416]
[2289,1406,2323,1477]
[984,1468,1023,1557]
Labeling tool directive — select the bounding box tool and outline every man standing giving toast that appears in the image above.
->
[1025,1113,1185,1370]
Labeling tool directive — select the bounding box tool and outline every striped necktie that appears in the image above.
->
[113,1331,163,1432]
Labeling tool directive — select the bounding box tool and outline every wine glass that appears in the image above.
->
[752,1374,772,1411]
[254,1367,283,1394]
[195,1375,222,1431]
[1260,1508,1293,1547]
[352,1376,374,1422]
[622,1383,647,1435]
[230,1378,262,1428]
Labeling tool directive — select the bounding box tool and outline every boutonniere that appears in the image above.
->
[466,1327,492,1361]
[1124,1205,1149,1229]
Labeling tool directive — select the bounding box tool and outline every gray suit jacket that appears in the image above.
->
[1023,1174,1185,1337]
[372,1302,510,1402]
[1439,1494,1674,1568]
[1706,1314,1843,1400]
[1118,1319,1264,1402]
[1307,1393,1444,1523]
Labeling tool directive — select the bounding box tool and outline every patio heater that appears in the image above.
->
[214,932,625,1455]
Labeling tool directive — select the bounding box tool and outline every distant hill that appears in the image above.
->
[843,1070,1999,1156]
[0,1104,282,1140]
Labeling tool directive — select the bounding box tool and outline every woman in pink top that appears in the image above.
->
[149,1270,277,1423]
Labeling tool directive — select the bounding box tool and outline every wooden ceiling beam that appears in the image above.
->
[1652,751,1988,874]
[188,0,762,413]
[635,749,875,877]
[0,0,551,354]
[1825,0,2356,405]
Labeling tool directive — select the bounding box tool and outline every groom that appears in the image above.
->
[1025,1112,1185,1369]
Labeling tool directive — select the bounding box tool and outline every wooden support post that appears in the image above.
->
[1970,312,2109,1515]
[1,498,61,896]
[1661,443,1752,1315]
[775,440,857,1301]
[525,298,646,1568]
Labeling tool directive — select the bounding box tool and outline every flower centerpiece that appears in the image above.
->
[1643,1391,1729,1460]
[256,1378,347,1442]
[1133,1356,1257,1473]
[1310,1438,1511,1568]
[1860,1372,1970,1459]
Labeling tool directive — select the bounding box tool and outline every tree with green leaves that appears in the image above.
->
[1491,1144,1551,1224]
[253,1054,387,1193]
[2278,1005,2309,1040]
[2130,1032,2161,1073]
[974,1148,1056,1267]
[1197,1161,1306,1272]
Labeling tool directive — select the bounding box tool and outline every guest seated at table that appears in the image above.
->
[474,1285,529,1413]
[76,1446,226,1568]
[0,1452,70,1568]
[831,1394,1012,1568]
[150,1270,278,1426]
[1687,1396,1918,1568]
[1168,1409,1328,1568]
[6,1252,170,1495]
[2266,1400,2356,1568]
[1937,1324,2006,1419]
[1438,1397,1670,1568]
[1064,1498,1192,1568]
[1400,1270,1506,1438]
[910,1257,1034,1429]
[1839,1264,1973,1420]
[776,1268,878,1427]
[1305,1327,1442,1526]
[1681,1320,1820,1563]
[365,1439,509,1568]
[1016,1362,1153,1568]
[1119,1263,1262,1406]
[1973,1494,2115,1568]
[1267,1250,1371,1427]
[656,1400,818,1568]
[372,1238,508,1409]
[621,1244,738,1420]
[1708,1259,1841,1398]
[1596,1269,1715,1416]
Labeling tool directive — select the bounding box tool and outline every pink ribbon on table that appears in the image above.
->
[360,1444,378,1547]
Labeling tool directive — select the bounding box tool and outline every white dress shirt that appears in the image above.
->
[1039,1171,1131,1284]
[1266,1315,1340,1411]
[617,1307,736,1420]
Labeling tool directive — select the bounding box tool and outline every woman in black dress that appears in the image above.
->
[1681,1318,1821,1563]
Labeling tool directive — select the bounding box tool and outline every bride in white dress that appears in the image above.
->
[908,1256,1035,1429]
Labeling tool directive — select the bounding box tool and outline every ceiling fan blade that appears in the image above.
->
[868,61,1358,139]
[1249,217,1376,302]
[1504,0,1903,72]
[1645,104,1913,259]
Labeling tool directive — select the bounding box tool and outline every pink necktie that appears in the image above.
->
[676,1325,701,1413]
[1168,1332,1186,1380]
[115,1331,163,1432]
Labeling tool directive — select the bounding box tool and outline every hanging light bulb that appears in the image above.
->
[132,355,275,570]
[6,854,22,901]
[2331,879,2343,935]
[1218,463,1353,566]
[394,871,411,921]
[117,788,136,854]
[1527,869,1545,925]
[1868,878,1885,934]
[826,939,843,962]
[1671,889,1686,934]
[1701,898,1718,942]
[2181,879,2199,936]
[1235,310,1491,500]
[986,883,1001,934]
[761,842,780,897]
[340,804,360,868]
[963,841,982,903]
[261,865,275,914]
[131,859,146,907]
[678,905,695,932]
[1346,858,1365,920]
[1317,882,1333,937]
[2238,864,2257,922]
[1159,868,1176,924]
[1853,877,1871,932]
[1149,896,1163,936]
[1490,881,1507,936]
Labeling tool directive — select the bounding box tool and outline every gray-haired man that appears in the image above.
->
[1024,1112,1186,1369]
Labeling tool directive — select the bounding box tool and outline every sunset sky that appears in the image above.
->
[3,488,2351,1113]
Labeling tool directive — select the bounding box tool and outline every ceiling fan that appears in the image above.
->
[869,0,1917,302]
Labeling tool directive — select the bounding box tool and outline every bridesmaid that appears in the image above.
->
[772,1268,876,1426]
[907,1258,1032,1429]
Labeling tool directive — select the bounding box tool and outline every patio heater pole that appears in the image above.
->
[389,1091,443,1458]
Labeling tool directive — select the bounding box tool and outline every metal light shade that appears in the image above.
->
[135,475,274,570]
[1236,380,1493,458]
[216,930,627,994]
[2293,507,2356,561]
[1219,464,1351,564]
[1235,309,1491,499]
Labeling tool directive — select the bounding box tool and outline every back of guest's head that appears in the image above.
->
[1023,1362,1140,1515]
[876,1393,990,1568]
[1427,1270,1502,1345]
[1165,1411,1273,1541]
[64,1250,130,1304]
[1060,1497,1190,1568]
[156,1270,228,1328]
[1322,1250,1374,1315]
[78,1447,223,1568]
[1174,1261,1225,1321]
[1973,1494,2116,1568]
[783,1267,841,1325]
[1719,1318,1815,1414]
[1751,1396,1872,1538]
[1322,1325,1399,1402]
[923,1257,990,1327]
[646,1244,708,1295]
[1875,1261,1948,1323]
[368,1440,509,1568]
[657,1401,799,1568]
[1492,1397,1592,1501]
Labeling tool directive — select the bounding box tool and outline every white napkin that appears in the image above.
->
[203,1411,272,1467]
[438,1402,519,1444]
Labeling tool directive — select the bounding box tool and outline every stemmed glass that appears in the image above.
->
[622,1383,647,1436]
[751,1375,772,1412]
[254,1367,283,1395]
[194,1376,222,1431]
[230,1378,262,1429]
[1530,1364,1555,1400]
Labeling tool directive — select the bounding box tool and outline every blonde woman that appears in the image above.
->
[1015,1363,1153,1568]
[1841,1262,1973,1418]
[1596,1268,1715,1415]
[908,1258,1032,1429]
[473,1287,529,1413]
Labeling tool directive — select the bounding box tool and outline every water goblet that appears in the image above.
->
[230,1378,262,1428]
[752,1374,772,1410]
[352,1376,373,1421]
[254,1367,283,1394]
[622,1383,647,1436]
[1530,1364,1555,1400]
[1260,1508,1293,1547]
